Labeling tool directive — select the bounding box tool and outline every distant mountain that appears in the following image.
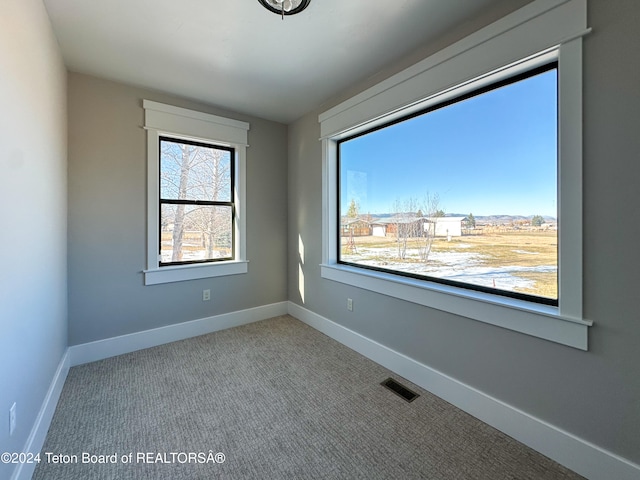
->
[448,214,557,224]
[367,213,557,224]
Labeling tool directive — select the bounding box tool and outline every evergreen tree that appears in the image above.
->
[346,199,359,218]
[531,215,545,227]
[467,213,476,228]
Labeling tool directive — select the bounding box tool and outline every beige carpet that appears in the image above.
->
[34,315,584,479]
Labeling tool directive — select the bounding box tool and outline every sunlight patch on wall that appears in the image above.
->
[298,234,305,304]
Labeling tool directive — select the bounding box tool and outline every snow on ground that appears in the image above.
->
[343,246,556,293]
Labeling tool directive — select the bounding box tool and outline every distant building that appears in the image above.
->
[340,218,371,237]
[370,216,426,237]
[426,217,465,237]
[370,216,465,237]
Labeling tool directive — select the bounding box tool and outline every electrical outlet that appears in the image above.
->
[347,298,353,311]
[202,289,211,301]
[9,402,16,436]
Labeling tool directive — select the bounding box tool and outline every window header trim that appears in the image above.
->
[319,0,589,139]
[143,100,249,146]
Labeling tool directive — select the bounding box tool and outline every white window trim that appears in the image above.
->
[319,0,592,350]
[143,100,249,285]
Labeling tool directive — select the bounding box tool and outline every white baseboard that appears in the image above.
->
[20,302,638,480]
[69,302,289,366]
[287,301,640,480]
[11,351,70,480]
[15,302,288,479]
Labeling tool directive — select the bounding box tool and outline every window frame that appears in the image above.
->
[158,136,236,267]
[336,62,559,307]
[319,0,592,349]
[143,100,249,285]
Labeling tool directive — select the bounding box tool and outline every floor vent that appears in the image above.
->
[380,377,420,403]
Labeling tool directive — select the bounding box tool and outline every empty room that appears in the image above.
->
[1,0,639,479]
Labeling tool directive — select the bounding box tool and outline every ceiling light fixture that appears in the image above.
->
[258,0,311,20]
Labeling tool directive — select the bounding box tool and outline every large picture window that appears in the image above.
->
[319,0,591,349]
[338,64,558,306]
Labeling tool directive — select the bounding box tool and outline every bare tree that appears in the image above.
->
[392,197,419,260]
[160,141,231,262]
[417,192,441,262]
[392,193,442,262]
[161,142,193,262]
[188,148,231,258]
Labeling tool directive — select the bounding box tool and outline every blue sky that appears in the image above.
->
[339,68,557,217]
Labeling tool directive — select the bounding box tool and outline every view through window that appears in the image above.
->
[338,64,558,305]
[160,137,234,265]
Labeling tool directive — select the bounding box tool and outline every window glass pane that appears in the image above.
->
[338,67,557,303]
[160,204,232,263]
[160,139,231,202]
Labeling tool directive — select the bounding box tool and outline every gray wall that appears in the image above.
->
[67,73,288,345]
[0,0,68,478]
[3,0,638,475]
[288,0,640,465]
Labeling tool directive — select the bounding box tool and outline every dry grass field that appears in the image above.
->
[160,231,231,261]
[341,230,557,300]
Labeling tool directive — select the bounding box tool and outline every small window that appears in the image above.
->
[337,64,558,306]
[159,137,235,266]
[143,100,249,285]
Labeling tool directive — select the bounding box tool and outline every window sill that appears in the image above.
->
[320,263,591,350]
[144,260,248,285]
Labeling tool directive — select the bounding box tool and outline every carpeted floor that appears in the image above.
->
[34,315,584,479]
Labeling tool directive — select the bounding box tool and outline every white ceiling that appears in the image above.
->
[43,0,522,124]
